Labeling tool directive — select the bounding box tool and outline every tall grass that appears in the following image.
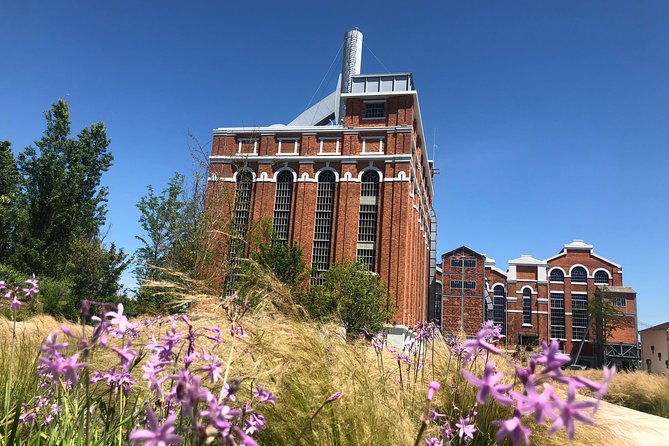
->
[0,304,618,445]
[571,368,669,419]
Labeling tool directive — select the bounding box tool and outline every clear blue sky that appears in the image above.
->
[1,1,667,327]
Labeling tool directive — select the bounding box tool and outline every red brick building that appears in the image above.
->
[441,241,639,369]
[207,30,436,327]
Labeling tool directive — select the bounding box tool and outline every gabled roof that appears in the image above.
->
[545,240,621,268]
[441,245,485,258]
[508,254,547,266]
[639,322,669,333]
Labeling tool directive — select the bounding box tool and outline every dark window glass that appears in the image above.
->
[225,170,254,295]
[523,288,532,324]
[272,170,294,243]
[550,293,566,339]
[493,285,506,334]
[450,258,462,267]
[364,102,385,119]
[594,270,609,284]
[356,171,380,272]
[311,171,336,285]
[464,259,477,268]
[571,266,587,283]
[572,294,589,339]
[550,269,564,282]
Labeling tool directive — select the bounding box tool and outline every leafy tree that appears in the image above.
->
[13,99,114,276]
[589,286,626,367]
[304,260,394,337]
[0,141,20,260]
[134,173,186,283]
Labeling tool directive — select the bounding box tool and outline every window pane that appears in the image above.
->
[364,102,385,119]
[311,171,336,285]
[550,293,565,339]
[572,294,588,339]
[272,170,293,243]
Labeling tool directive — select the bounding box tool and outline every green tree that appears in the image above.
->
[305,260,394,337]
[589,286,626,367]
[0,141,20,260]
[13,99,114,276]
[134,173,186,283]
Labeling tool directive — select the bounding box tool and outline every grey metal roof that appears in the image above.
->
[598,286,636,293]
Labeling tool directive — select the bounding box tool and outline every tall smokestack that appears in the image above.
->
[339,29,363,123]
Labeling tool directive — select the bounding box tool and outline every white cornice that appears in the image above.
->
[213,125,413,135]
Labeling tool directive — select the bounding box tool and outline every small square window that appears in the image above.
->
[364,102,385,119]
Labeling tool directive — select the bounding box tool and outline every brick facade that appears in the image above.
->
[439,241,639,369]
[207,72,435,327]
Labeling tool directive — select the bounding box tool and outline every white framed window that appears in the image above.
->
[277,138,299,155]
[318,137,341,155]
[361,137,384,154]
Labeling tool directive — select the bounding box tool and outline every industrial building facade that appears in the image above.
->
[206,31,436,327]
[440,241,639,369]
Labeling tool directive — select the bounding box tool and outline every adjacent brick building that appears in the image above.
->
[440,240,639,369]
[206,30,436,327]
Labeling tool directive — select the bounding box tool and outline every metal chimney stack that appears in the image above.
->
[339,29,363,123]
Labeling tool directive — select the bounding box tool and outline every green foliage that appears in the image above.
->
[248,218,308,288]
[589,287,626,345]
[0,141,20,261]
[12,99,114,277]
[303,260,393,337]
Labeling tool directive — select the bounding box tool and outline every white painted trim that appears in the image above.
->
[232,168,256,182]
[491,283,506,294]
[548,266,566,281]
[210,154,412,163]
[519,286,535,295]
[237,138,258,155]
[297,172,317,183]
[340,172,360,182]
[592,268,612,280]
[507,309,523,313]
[273,167,297,183]
[571,291,588,295]
[569,264,589,280]
[256,172,272,182]
[315,167,340,182]
[522,323,533,327]
[591,253,621,268]
[317,137,341,155]
[276,138,299,155]
[358,166,383,182]
[214,124,412,135]
[537,298,549,303]
[361,136,385,155]
[533,311,548,314]
[506,297,518,302]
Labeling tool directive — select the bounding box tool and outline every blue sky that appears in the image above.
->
[1,1,667,327]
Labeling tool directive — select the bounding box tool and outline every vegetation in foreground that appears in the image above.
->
[571,368,669,419]
[0,275,618,446]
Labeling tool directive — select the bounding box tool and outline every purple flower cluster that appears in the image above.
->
[14,296,275,445]
[460,322,614,445]
[1,274,39,311]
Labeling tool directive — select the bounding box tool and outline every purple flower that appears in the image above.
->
[253,385,277,405]
[494,415,532,446]
[201,351,223,383]
[533,340,571,375]
[513,380,556,423]
[9,297,21,311]
[549,382,598,440]
[429,408,445,421]
[112,346,137,369]
[130,408,183,445]
[425,437,443,446]
[456,416,476,442]
[572,365,616,400]
[326,391,342,402]
[244,412,266,434]
[427,381,440,402]
[106,303,129,333]
[462,363,513,406]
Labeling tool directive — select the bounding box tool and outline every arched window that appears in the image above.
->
[272,170,294,243]
[493,285,506,334]
[549,269,564,282]
[311,170,336,285]
[356,170,380,272]
[594,270,609,285]
[523,288,532,324]
[571,266,587,283]
[225,170,254,295]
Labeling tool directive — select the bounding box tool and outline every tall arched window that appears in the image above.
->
[594,270,609,285]
[356,170,380,272]
[571,266,587,283]
[272,170,294,243]
[311,170,336,285]
[493,285,506,334]
[523,288,532,324]
[549,269,564,282]
[225,170,254,295]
